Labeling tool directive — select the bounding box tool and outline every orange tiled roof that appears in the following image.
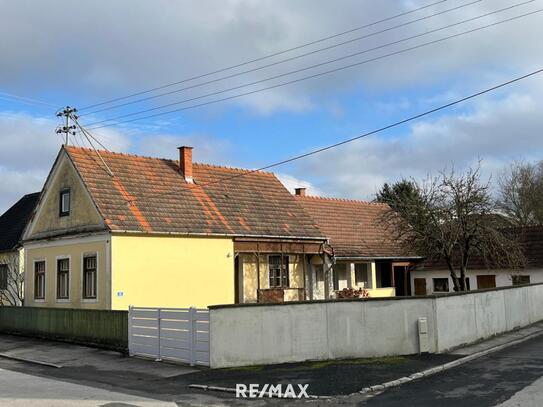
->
[64,146,324,239]
[295,195,417,259]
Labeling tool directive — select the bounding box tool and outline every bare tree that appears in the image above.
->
[0,255,24,306]
[498,161,543,226]
[379,165,525,291]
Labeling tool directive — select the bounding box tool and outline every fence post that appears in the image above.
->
[128,305,134,357]
[189,306,196,366]
[156,308,162,362]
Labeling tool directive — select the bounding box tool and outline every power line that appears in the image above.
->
[105,66,543,208]
[78,0,452,111]
[85,6,543,131]
[80,0,483,117]
[0,90,58,108]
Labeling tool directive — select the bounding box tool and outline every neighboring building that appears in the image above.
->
[0,192,40,305]
[22,146,330,310]
[411,226,543,295]
[294,188,422,297]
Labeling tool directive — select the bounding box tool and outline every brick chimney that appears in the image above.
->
[295,187,306,197]
[178,146,193,183]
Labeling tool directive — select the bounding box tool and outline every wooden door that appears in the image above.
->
[414,278,427,296]
[477,275,496,289]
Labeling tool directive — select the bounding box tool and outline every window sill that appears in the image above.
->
[82,298,98,303]
[56,298,71,303]
[34,299,46,303]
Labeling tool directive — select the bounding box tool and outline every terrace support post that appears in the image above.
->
[349,263,355,288]
[256,243,261,302]
[370,262,377,289]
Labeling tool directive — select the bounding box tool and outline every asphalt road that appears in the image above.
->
[0,367,176,407]
[360,335,543,407]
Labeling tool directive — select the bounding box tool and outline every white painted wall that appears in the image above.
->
[411,268,543,294]
[209,297,436,368]
[209,283,543,368]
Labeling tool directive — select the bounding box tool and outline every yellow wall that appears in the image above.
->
[239,253,306,303]
[28,155,103,238]
[110,234,235,309]
[24,238,109,309]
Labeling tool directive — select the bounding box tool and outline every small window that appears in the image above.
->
[59,189,71,216]
[268,255,289,288]
[433,278,449,293]
[83,255,97,299]
[512,275,530,286]
[355,263,369,286]
[34,261,46,299]
[57,258,70,299]
[0,264,8,290]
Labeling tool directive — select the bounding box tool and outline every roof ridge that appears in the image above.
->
[296,194,388,206]
[65,145,274,176]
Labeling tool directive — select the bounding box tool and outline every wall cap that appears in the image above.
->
[208,282,543,310]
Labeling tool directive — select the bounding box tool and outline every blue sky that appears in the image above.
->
[1,0,543,212]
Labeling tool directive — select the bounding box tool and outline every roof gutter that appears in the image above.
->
[334,256,425,261]
[110,229,327,242]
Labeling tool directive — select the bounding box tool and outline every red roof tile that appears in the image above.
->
[65,146,324,239]
[295,195,418,259]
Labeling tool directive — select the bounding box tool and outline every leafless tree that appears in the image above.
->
[0,255,24,306]
[379,165,525,291]
[498,161,543,227]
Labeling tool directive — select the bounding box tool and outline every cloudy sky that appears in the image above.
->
[1,0,543,212]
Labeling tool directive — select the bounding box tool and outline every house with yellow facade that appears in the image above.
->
[0,192,40,306]
[22,145,333,310]
[294,188,422,297]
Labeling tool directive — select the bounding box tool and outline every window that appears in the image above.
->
[355,263,370,287]
[59,188,71,216]
[433,278,449,292]
[0,264,7,290]
[512,275,530,286]
[57,258,70,299]
[268,255,289,288]
[34,261,46,299]
[83,255,97,299]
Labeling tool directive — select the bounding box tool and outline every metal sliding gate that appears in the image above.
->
[128,306,210,366]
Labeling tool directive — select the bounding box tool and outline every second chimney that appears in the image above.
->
[295,187,306,197]
[178,146,194,183]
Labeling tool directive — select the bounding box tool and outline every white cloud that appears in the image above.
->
[276,173,324,197]
[0,111,234,212]
[293,86,543,199]
[0,0,541,115]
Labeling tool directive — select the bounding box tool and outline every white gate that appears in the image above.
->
[128,306,210,366]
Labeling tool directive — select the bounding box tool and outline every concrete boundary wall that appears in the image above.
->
[209,283,543,368]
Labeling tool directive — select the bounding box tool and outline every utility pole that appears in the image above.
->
[56,106,77,145]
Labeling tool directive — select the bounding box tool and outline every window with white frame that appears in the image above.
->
[268,255,289,288]
[34,261,46,299]
[57,258,70,299]
[83,255,97,299]
[0,264,7,290]
[59,188,71,217]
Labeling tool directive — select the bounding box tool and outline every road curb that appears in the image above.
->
[356,328,543,396]
[0,353,63,368]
